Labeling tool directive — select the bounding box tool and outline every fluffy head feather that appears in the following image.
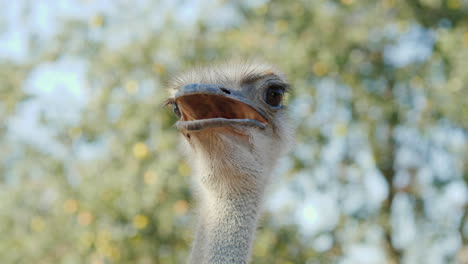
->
[167,61,289,97]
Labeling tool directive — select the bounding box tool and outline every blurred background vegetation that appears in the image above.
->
[1,0,467,263]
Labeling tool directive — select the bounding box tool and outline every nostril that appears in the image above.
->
[220,87,231,94]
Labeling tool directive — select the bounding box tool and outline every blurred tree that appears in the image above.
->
[0,0,466,263]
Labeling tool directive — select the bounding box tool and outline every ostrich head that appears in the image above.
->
[167,62,294,192]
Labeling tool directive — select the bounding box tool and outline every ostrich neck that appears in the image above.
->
[189,169,265,264]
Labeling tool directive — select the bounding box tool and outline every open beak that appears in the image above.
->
[174,84,268,132]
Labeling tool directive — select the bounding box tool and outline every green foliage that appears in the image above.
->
[1,0,467,263]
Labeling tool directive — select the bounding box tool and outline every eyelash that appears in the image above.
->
[264,83,286,93]
[164,98,175,106]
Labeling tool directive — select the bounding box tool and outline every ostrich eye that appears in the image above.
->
[264,85,284,107]
[173,102,181,118]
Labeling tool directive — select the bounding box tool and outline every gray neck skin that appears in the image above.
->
[189,179,264,264]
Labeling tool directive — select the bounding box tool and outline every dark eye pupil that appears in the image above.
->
[173,103,181,118]
[265,87,283,107]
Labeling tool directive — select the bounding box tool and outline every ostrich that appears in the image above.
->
[166,62,294,264]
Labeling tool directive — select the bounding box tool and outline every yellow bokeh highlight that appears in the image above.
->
[241,34,255,48]
[96,239,120,260]
[125,80,139,94]
[312,62,329,76]
[97,229,112,242]
[97,243,112,257]
[334,123,348,137]
[78,211,93,226]
[447,0,461,9]
[144,170,157,185]
[30,216,45,232]
[178,163,191,176]
[341,0,353,5]
[255,5,268,16]
[464,32,468,47]
[91,15,104,27]
[95,229,120,259]
[152,63,166,74]
[68,127,82,138]
[91,256,104,264]
[410,76,423,88]
[79,231,94,249]
[64,199,79,214]
[132,142,149,159]
[109,246,121,261]
[449,78,462,92]
[383,0,395,8]
[133,214,149,229]
[173,200,189,215]
[275,20,289,33]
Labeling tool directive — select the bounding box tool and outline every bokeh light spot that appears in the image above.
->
[30,216,45,232]
[384,0,395,8]
[144,170,157,185]
[341,0,354,5]
[178,163,191,176]
[125,80,139,94]
[133,142,149,159]
[91,255,104,264]
[447,0,461,9]
[79,231,94,249]
[275,20,289,33]
[152,63,166,74]
[313,62,329,76]
[133,214,149,229]
[78,211,93,226]
[110,246,121,261]
[91,14,104,27]
[255,5,268,16]
[303,205,316,223]
[68,127,82,139]
[173,200,189,215]
[334,123,348,137]
[64,199,79,214]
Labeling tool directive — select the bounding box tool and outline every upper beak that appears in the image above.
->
[173,84,268,131]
